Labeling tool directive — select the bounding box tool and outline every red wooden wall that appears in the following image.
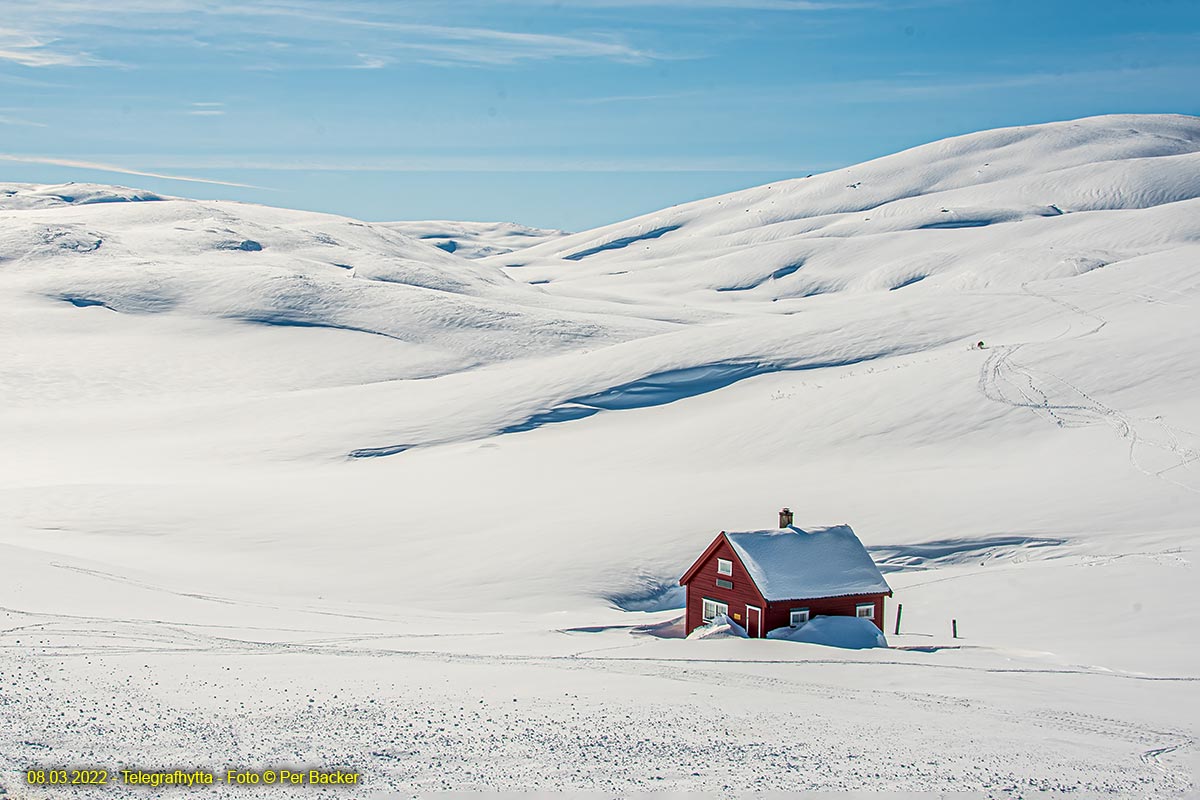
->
[764,594,886,634]
[683,537,767,635]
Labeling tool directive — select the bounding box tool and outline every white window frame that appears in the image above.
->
[789,608,810,627]
[716,558,733,576]
[856,603,875,620]
[702,598,729,622]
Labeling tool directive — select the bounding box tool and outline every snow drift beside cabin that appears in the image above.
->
[767,616,889,649]
[686,614,749,639]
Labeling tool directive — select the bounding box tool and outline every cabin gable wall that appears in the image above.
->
[683,537,766,635]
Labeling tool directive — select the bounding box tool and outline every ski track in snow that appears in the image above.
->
[977,283,1200,495]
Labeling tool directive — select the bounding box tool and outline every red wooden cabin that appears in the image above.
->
[679,509,892,638]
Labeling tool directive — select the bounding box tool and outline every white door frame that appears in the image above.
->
[746,604,762,638]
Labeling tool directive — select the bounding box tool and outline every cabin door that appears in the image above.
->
[746,605,762,638]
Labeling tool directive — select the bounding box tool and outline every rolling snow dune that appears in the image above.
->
[2,115,1199,797]
[0,194,670,401]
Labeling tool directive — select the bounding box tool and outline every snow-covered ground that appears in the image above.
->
[2,114,1198,798]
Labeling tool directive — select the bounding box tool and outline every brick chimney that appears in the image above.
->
[779,507,793,528]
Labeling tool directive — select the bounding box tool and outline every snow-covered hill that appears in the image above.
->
[496,114,1200,297]
[2,115,1198,797]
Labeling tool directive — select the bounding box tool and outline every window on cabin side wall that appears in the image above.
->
[702,599,728,622]
[856,603,875,620]
[790,608,810,626]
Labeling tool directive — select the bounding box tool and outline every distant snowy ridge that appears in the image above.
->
[379,219,570,259]
[0,182,168,209]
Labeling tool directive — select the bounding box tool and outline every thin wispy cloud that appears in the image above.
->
[514,0,875,7]
[183,101,225,115]
[0,114,47,127]
[114,153,822,173]
[571,90,703,105]
[184,101,225,115]
[351,54,391,69]
[0,25,114,67]
[0,154,269,189]
[383,36,654,66]
[0,71,67,88]
[0,2,661,68]
[624,64,1200,109]
[227,10,661,65]
[814,64,1200,103]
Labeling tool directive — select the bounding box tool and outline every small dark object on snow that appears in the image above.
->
[976,341,986,349]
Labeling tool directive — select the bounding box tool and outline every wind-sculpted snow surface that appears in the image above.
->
[2,115,1200,797]
[0,193,670,393]
[499,363,772,434]
[494,350,919,438]
[561,224,682,261]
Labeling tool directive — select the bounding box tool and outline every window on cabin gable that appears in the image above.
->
[702,598,729,622]
[790,608,810,627]
[856,603,875,620]
[716,558,733,576]
[715,578,733,589]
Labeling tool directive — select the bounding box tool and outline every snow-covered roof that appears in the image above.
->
[724,525,891,602]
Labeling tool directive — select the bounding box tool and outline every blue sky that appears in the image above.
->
[1,0,1197,230]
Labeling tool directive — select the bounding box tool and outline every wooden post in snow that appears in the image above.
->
[952,619,958,639]
[894,604,903,636]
